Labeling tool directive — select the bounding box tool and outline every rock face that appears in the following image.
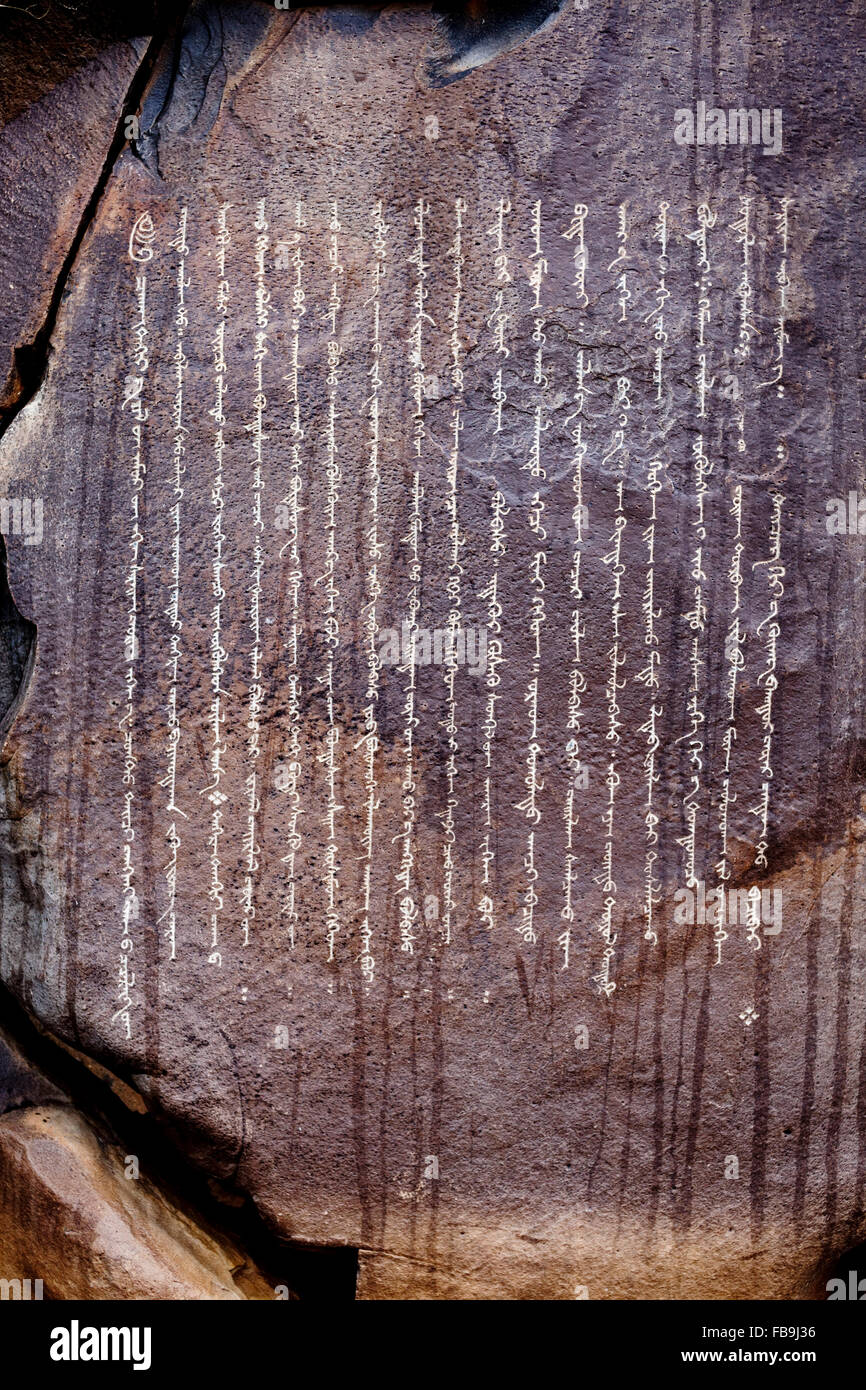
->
[0,3,160,417]
[0,1102,275,1299]
[0,0,865,1299]
[0,1025,276,1298]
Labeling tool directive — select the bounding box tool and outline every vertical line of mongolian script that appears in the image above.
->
[748,199,791,897]
[559,202,590,970]
[160,207,189,965]
[395,199,430,958]
[478,198,511,934]
[677,200,713,898]
[117,210,156,1035]
[205,203,231,968]
[319,204,344,963]
[515,199,548,949]
[440,197,466,947]
[357,201,387,980]
[241,200,269,948]
[277,201,306,953]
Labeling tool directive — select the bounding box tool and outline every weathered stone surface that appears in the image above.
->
[0,1102,275,1298]
[0,1018,280,1299]
[0,0,865,1300]
[0,4,157,414]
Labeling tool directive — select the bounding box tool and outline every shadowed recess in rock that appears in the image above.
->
[0,538,34,742]
[429,0,567,81]
[0,990,359,1299]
